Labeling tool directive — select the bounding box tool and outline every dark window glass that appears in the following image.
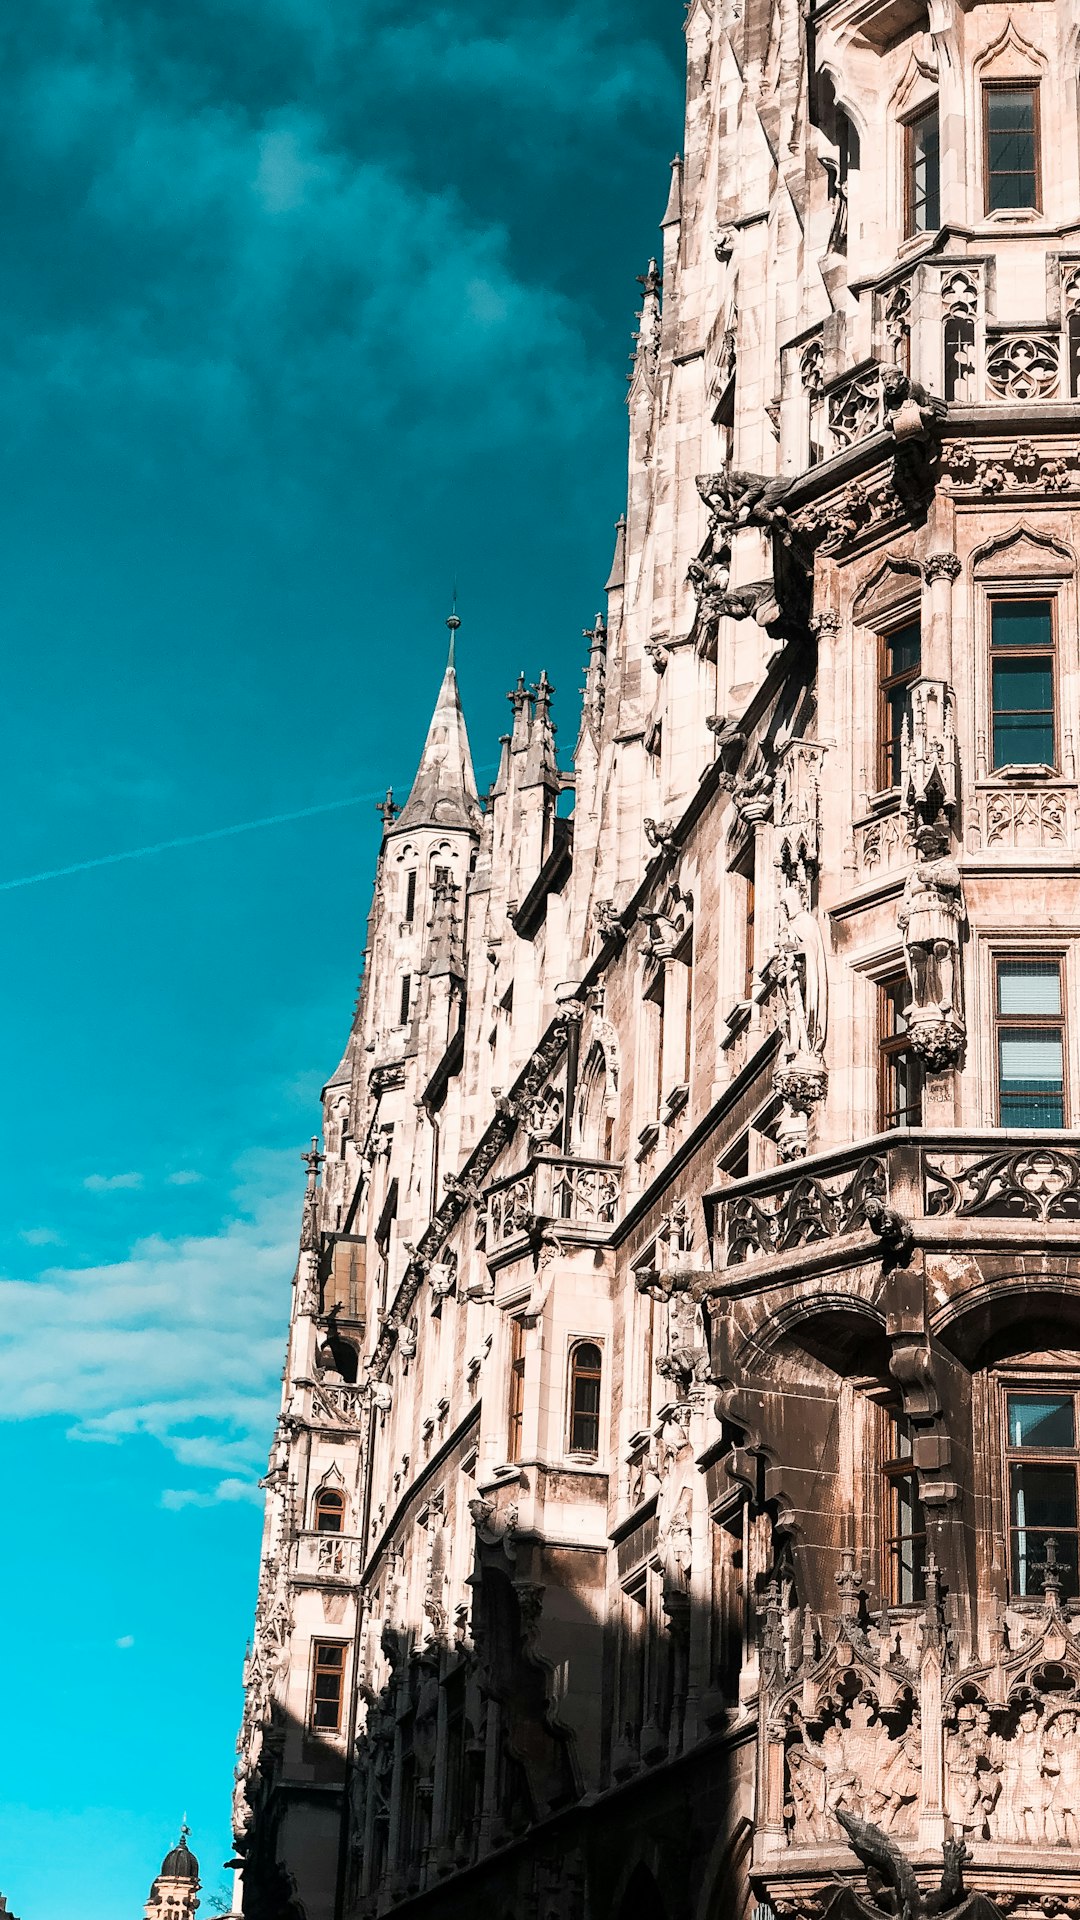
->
[569,1342,603,1456]
[311,1642,346,1730]
[399,974,412,1025]
[996,958,1065,1128]
[508,1316,527,1463]
[907,106,941,234]
[880,974,923,1129]
[991,600,1055,770]
[879,618,921,789]
[883,1415,926,1606]
[314,1488,345,1534]
[404,870,417,922]
[985,86,1039,212]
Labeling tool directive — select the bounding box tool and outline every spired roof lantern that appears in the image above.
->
[389,618,482,837]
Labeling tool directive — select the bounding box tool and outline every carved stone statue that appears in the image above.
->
[829,1810,998,1920]
[655,1418,694,1598]
[773,879,829,1158]
[898,824,965,1070]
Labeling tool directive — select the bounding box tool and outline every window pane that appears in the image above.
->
[886,620,921,677]
[992,601,1053,649]
[987,89,1038,212]
[1012,1528,1080,1598]
[1009,1394,1076,1449]
[1011,1461,1078,1530]
[910,111,940,232]
[1000,1032,1064,1083]
[998,961,1062,1017]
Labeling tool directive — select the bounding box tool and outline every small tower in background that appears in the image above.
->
[142,1826,199,1919]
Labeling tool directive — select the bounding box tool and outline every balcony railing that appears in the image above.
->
[484,1153,621,1257]
[292,1530,362,1583]
[705,1132,1080,1269]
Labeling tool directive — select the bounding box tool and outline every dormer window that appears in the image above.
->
[984,84,1040,213]
[905,103,940,236]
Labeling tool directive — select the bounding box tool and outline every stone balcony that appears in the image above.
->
[291,1529,363,1587]
[483,1152,622,1269]
[704,1131,1080,1280]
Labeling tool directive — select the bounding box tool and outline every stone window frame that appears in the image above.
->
[309,1637,348,1733]
[990,1370,1080,1606]
[880,1406,927,1608]
[988,594,1059,776]
[850,558,922,812]
[992,951,1068,1130]
[972,932,1080,1131]
[981,79,1042,218]
[971,538,1077,790]
[902,97,941,240]
[565,1336,605,1461]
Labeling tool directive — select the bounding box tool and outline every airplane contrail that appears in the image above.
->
[0,793,373,892]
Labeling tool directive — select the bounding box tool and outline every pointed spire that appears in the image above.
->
[662,154,683,228]
[523,671,559,790]
[391,619,481,836]
[605,516,627,592]
[508,672,532,755]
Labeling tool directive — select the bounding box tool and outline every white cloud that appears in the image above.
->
[167,1170,204,1186]
[20,1227,64,1247]
[83,1171,143,1192]
[161,1477,265,1510]
[116,1634,135,1649]
[0,1151,297,1486]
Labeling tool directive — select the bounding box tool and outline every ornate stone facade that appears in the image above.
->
[233,6,1080,1920]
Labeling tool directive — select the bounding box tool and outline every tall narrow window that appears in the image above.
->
[399,974,412,1025]
[735,849,756,1001]
[879,973,923,1129]
[996,957,1066,1127]
[883,1414,926,1605]
[568,1341,603,1456]
[310,1641,346,1731]
[507,1315,527,1463]
[1007,1390,1080,1599]
[1069,312,1080,400]
[681,941,694,1084]
[944,314,976,402]
[314,1487,345,1534]
[905,104,940,235]
[991,599,1055,769]
[879,617,921,789]
[645,969,666,1117]
[404,870,417,922]
[984,84,1040,213]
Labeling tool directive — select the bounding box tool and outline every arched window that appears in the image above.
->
[314,1486,345,1534]
[568,1342,603,1457]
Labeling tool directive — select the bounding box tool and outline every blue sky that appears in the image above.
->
[0,2,683,1914]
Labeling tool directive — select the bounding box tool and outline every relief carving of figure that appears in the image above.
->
[946,1701,999,1841]
[868,1710,922,1834]
[1046,1708,1080,1846]
[997,1703,1050,1845]
[787,1701,919,1845]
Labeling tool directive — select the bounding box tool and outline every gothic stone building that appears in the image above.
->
[232,4,1080,1919]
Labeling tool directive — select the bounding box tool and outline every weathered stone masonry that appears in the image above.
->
[233,6,1080,1919]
